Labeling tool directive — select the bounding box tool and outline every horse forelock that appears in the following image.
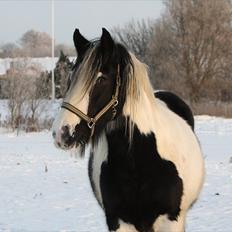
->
[66,41,102,103]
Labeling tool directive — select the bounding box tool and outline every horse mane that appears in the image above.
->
[102,46,155,142]
[121,52,155,141]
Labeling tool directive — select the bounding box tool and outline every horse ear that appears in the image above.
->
[100,28,115,57]
[73,28,90,56]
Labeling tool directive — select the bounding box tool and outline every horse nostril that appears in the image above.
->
[52,131,56,139]
[61,125,71,140]
[62,125,70,133]
[61,126,70,136]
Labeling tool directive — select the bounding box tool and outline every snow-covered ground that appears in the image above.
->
[0,116,231,231]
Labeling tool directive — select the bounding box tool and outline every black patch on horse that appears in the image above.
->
[155,91,194,130]
[100,121,183,232]
[88,151,94,191]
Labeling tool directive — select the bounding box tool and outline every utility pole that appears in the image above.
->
[51,0,55,100]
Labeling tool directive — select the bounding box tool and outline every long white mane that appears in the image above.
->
[122,53,156,138]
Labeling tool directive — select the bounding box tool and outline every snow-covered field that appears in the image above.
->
[0,116,231,231]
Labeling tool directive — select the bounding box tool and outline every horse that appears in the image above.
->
[52,28,204,232]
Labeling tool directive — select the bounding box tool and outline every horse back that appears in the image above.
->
[155,91,194,130]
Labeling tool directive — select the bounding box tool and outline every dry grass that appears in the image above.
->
[191,101,232,118]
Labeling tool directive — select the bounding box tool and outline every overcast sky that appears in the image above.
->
[0,0,164,45]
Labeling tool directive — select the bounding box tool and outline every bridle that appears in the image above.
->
[61,65,121,137]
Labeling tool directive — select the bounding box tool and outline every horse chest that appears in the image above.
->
[88,134,108,206]
[89,129,183,230]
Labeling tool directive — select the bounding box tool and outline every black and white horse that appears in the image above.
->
[52,28,204,232]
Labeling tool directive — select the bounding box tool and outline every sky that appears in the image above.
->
[0,0,164,46]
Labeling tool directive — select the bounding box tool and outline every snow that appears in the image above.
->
[187,116,232,232]
[0,116,231,231]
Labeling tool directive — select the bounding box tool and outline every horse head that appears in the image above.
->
[52,28,132,152]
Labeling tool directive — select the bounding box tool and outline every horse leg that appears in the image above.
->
[167,212,186,232]
[153,211,186,232]
[109,219,138,232]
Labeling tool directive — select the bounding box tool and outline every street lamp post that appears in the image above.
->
[51,0,55,101]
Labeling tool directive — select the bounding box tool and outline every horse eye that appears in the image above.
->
[97,75,107,84]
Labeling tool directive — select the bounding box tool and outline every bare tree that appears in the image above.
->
[112,19,154,64]
[4,63,28,130]
[23,76,41,131]
[151,0,232,102]
[0,43,20,58]
[36,71,51,99]
[3,59,44,131]
[55,44,76,57]
[0,29,76,58]
[20,30,52,57]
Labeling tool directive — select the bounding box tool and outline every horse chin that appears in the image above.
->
[64,142,76,150]
[64,135,87,151]
[54,141,75,151]
[54,135,76,151]
[59,127,89,153]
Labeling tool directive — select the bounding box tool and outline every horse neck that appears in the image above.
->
[123,88,157,135]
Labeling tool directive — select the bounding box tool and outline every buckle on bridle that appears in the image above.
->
[87,118,95,129]
[114,99,118,107]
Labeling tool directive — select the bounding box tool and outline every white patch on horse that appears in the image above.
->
[153,212,186,232]
[91,133,108,206]
[113,219,138,232]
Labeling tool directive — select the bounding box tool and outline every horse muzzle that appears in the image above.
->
[52,125,76,150]
[53,123,90,150]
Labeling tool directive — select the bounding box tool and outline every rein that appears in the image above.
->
[61,65,121,137]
